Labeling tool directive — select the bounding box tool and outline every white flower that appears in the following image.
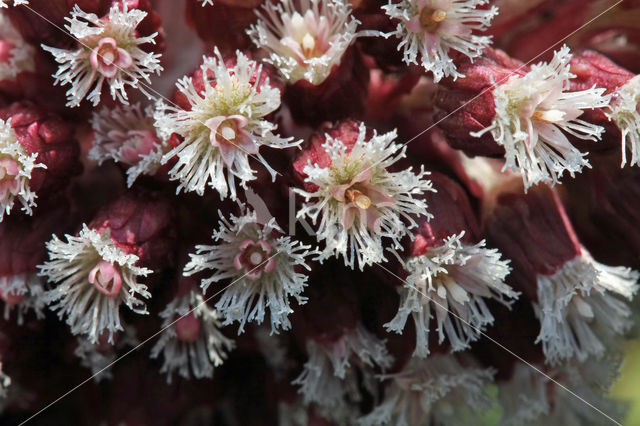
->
[154,49,299,199]
[150,290,234,383]
[293,324,392,410]
[0,273,45,325]
[247,0,359,85]
[41,3,162,107]
[607,75,640,167]
[295,123,434,270]
[359,354,494,426]
[386,232,518,357]
[534,251,639,365]
[89,103,165,187]
[383,0,497,82]
[0,11,35,80]
[74,325,137,382]
[0,118,45,222]
[472,46,611,190]
[184,209,311,334]
[38,224,152,344]
[0,1,28,8]
[497,358,624,426]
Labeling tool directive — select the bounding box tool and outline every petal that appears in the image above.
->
[343,205,357,230]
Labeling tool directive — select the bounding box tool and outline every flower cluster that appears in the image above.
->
[1,1,640,425]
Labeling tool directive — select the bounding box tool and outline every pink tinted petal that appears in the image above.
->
[405,16,424,33]
[279,36,306,62]
[233,253,244,270]
[433,0,453,10]
[227,114,249,128]
[329,183,350,202]
[238,240,254,250]
[365,207,382,232]
[360,183,396,206]
[351,166,373,185]
[234,130,259,154]
[426,33,441,56]
[0,158,19,176]
[258,240,272,254]
[114,48,133,69]
[100,64,118,79]
[439,20,470,37]
[217,141,236,166]
[264,258,276,273]
[535,122,571,149]
[417,0,430,9]
[205,116,227,146]
[343,205,357,230]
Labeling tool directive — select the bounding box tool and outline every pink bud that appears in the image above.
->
[89,37,133,78]
[88,260,123,298]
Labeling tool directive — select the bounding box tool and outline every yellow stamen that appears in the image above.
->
[420,8,447,27]
[346,188,372,209]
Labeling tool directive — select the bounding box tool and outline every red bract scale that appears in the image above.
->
[1,1,640,425]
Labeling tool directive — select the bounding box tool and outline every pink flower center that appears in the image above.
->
[205,114,259,167]
[280,11,334,64]
[175,313,201,343]
[0,40,16,64]
[88,260,123,298]
[89,37,133,79]
[0,156,20,203]
[233,239,276,281]
[118,129,159,164]
[419,7,447,30]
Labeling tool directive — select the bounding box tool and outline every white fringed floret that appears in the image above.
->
[360,354,494,426]
[607,75,640,167]
[0,273,45,325]
[295,122,434,270]
[247,0,359,85]
[74,325,137,382]
[0,12,35,80]
[534,252,639,365]
[0,118,45,222]
[184,209,311,334]
[154,49,298,199]
[150,290,234,383]
[383,0,498,82]
[42,4,162,107]
[38,225,152,344]
[386,232,518,357]
[472,46,611,191]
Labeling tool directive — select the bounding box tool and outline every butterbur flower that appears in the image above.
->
[150,289,234,383]
[0,11,34,83]
[89,102,164,187]
[293,324,392,413]
[383,0,498,82]
[74,326,137,382]
[386,173,517,357]
[497,358,624,426]
[471,46,610,190]
[154,49,299,199]
[184,208,311,334]
[0,118,44,220]
[247,0,360,86]
[294,121,433,270]
[39,224,152,344]
[486,184,639,364]
[607,75,640,166]
[360,354,494,426]
[42,3,162,107]
[0,274,44,324]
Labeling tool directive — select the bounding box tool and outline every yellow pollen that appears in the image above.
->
[346,188,372,209]
[420,8,447,27]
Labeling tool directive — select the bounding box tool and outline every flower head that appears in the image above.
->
[89,103,165,187]
[42,3,162,107]
[247,0,360,85]
[472,46,610,190]
[0,118,45,221]
[360,354,494,426]
[38,225,152,344]
[184,208,311,334]
[150,290,234,383]
[387,232,517,357]
[383,0,498,82]
[294,121,433,270]
[606,75,640,167]
[0,11,34,81]
[0,274,45,325]
[154,49,298,199]
[74,326,137,382]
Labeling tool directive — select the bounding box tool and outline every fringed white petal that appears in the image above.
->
[0,273,45,325]
[154,49,298,199]
[247,0,359,85]
[473,46,610,190]
[295,122,434,270]
[38,225,152,344]
[184,209,311,334]
[41,4,162,107]
[607,75,640,167]
[150,291,234,383]
[74,325,137,382]
[386,232,517,356]
[534,252,639,364]
[383,0,497,82]
[0,118,45,222]
[360,355,494,426]
[0,12,35,80]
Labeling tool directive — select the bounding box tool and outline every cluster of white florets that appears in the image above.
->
[154,49,299,199]
[42,3,162,107]
[0,11,34,81]
[472,46,611,190]
[295,123,434,270]
[38,225,152,344]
